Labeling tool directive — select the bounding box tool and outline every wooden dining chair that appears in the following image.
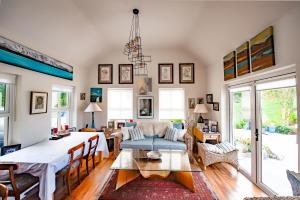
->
[83,135,99,175]
[57,142,85,195]
[0,184,8,200]
[0,164,39,200]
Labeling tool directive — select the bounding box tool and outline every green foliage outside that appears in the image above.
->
[59,92,68,108]
[233,87,297,134]
[0,84,6,110]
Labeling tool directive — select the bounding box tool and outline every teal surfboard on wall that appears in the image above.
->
[0,36,73,80]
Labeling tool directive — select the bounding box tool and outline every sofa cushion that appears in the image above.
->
[137,122,154,137]
[120,137,153,150]
[164,127,178,141]
[121,126,133,141]
[153,122,172,137]
[177,129,187,142]
[153,138,186,151]
[129,127,145,141]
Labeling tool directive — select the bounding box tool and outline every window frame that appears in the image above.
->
[51,87,74,129]
[107,88,133,121]
[158,88,186,120]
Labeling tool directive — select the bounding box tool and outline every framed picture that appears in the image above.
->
[117,122,125,129]
[137,96,154,119]
[98,64,113,84]
[30,91,48,114]
[250,26,275,72]
[197,97,204,104]
[211,124,218,132]
[213,102,219,111]
[203,126,209,133]
[0,36,73,80]
[90,88,102,102]
[236,42,250,76]
[223,51,236,81]
[80,93,86,100]
[179,63,194,83]
[188,98,196,109]
[158,63,173,84]
[119,64,133,84]
[206,94,213,104]
[108,121,115,129]
[203,119,209,126]
[137,77,152,95]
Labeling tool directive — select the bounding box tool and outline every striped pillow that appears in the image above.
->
[164,127,178,142]
[129,127,145,141]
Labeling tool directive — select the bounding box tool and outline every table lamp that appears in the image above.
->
[84,103,102,128]
[194,104,208,123]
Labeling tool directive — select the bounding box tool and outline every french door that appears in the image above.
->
[230,75,298,195]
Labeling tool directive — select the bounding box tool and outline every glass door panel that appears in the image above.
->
[230,87,252,175]
[257,78,297,195]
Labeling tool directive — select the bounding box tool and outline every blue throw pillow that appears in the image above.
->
[126,122,137,128]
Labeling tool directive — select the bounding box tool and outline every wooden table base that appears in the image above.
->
[116,170,195,192]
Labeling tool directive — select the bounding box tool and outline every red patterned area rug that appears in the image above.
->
[98,171,219,200]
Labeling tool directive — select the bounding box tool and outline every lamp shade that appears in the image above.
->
[84,103,102,112]
[194,104,208,114]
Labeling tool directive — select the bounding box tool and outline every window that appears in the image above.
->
[107,88,133,120]
[159,88,185,120]
[0,73,16,148]
[51,85,74,129]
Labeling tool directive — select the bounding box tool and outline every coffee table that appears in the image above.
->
[111,149,201,192]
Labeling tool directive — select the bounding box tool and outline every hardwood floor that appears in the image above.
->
[27,152,266,200]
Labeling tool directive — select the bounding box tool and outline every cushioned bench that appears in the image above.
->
[197,142,239,170]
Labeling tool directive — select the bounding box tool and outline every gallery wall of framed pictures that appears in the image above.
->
[223,26,275,81]
[97,63,195,85]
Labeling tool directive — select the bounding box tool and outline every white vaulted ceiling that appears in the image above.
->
[0,0,299,68]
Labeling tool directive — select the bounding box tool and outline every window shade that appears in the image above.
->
[159,88,185,120]
[107,88,133,120]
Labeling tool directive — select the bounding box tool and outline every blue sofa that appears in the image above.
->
[114,121,193,159]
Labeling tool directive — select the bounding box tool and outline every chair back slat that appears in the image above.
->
[68,142,85,168]
[0,183,8,200]
[88,135,99,156]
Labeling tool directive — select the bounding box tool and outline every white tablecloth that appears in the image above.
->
[0,132,109,200]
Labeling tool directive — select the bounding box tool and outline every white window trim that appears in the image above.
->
[52,85,75,129]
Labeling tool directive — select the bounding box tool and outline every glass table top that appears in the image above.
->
[111,149,201,172]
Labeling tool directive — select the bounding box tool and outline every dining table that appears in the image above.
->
[0,131,109,200]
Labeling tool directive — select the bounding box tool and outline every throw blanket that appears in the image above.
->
[202,142,237,154]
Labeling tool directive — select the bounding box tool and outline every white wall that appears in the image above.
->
[205,6,300,141]
[0,63,87,147]
[83,48,207,128]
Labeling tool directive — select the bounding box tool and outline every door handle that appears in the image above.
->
[255,128,259,141]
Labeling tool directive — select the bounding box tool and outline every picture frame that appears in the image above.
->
[98,64,113,84]
[107,121,115,129]
[80,93,86,100]
[236,42,250,76]
[197,97,204,104]
[211,124,218,132]
[158,63,173,84]
[117,122,125,129]
[203,126,209,133]
[90,88,102,102]
[30,91,48,114]
[188,98,196,109]
[179,63,194,84]
[137,77,152,95]
[119,64,133,84]
[213,102,219,111]
[206,94,213,104]
[137,96,154,119]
